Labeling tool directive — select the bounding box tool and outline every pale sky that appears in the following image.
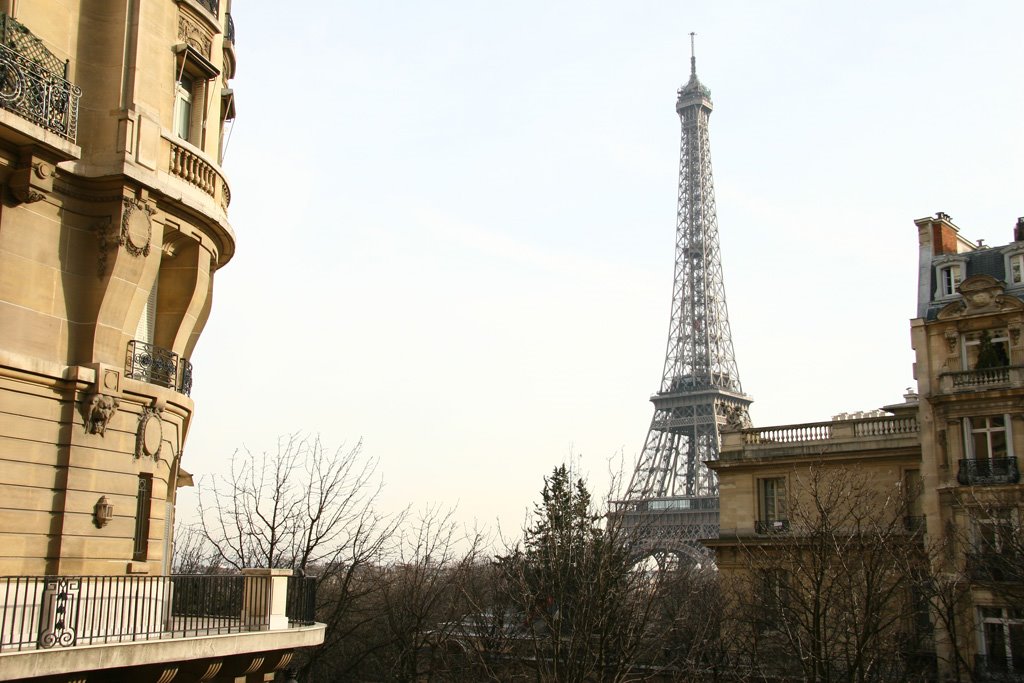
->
[179,1,1024,536]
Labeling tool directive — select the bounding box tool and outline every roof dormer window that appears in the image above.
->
[938,263,963,298]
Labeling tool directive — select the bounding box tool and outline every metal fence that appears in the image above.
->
[0,573,315,652]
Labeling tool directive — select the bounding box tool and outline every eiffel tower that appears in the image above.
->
[620,36,752,554]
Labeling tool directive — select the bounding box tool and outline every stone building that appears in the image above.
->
[708,213,1024,681]
[0,1,322,681]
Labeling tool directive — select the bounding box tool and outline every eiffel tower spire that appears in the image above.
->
[622,38,752,547]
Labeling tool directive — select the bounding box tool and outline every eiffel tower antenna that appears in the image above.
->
[619,40,752,556]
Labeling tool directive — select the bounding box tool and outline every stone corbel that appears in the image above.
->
[944,328,959,354]
[82,393,120,436]
[8,155,55,204]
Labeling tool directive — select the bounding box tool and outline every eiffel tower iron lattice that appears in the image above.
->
[620,38,752,554]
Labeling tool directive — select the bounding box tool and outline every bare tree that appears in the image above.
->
[195,434,403,681]
[171,522,221,574]
[731,464,929,683]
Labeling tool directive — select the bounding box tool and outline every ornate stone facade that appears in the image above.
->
[0,2,323,681]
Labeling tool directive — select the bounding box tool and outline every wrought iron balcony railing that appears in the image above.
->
[0,41,80,142]
[194,0,220,16]
[957,457,1020,486]
[125,340,193,396]
[225,12,235,43]
[0,573,317,652]
[966,551,1024,583]
[755,519,790,534]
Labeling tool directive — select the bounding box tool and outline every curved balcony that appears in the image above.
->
[169,140,231,212]
[0,572,316,651]
[125,340,193,396]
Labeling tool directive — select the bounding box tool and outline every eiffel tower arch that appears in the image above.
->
[618,37,752,555]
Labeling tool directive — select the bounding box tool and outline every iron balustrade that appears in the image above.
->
[194,0,220,17]
[0,573,315,652]
[755,519,790,534]
[0,42,80,142]
[966,551,1024,583]
[286,576,316,626]
[125,340,193,396]
[957,458,1020,486]
[0,14,67,77]
[225,12,235,43]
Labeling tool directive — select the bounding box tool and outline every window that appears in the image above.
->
[903,469,924,531]
[133,474,153,561]
[966,416,1010,461]
[173,74,195,141]
[979,607,1024,674]
[939,264,963,297]
[963,329,1010,370]
[1011,254,1024,285]
[976,510,1015,556]
[171,44,219,147]
[757,569,789,632]
[757,477,787,532]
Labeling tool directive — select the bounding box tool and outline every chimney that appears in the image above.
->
[931,212,959,255]
[1015,216,1024,243]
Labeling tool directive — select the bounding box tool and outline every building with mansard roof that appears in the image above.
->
[707,212,1024,681]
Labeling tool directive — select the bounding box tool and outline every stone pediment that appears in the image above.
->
[937,274,1024,320]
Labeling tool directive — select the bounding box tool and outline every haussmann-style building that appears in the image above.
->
[708,212,1024,682]
[0,1,323,681]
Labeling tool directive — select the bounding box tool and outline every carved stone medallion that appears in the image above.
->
[120,197,155,257]
[136,408,163,459]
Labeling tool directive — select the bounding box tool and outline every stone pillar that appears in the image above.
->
[240,568,290,630]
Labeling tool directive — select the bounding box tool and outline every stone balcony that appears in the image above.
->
[938,366,1024,394]
[720,414,920,462]
[0,570,323,681]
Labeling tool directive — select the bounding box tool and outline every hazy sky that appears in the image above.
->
[179,1,1024,535]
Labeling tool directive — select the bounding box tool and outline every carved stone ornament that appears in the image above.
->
[8,159,55,204]
[83,393,119,435]
[944,328,959,353]
[721,404,751,432]
[178,12,213,58]
[937,274,1024,320]
[136,407,164,460]
[120,197,155,257]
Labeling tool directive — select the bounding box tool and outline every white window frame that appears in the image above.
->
[1011,254,1024,286]
[758,476,787,524]
[1003,245,1024,288]
[173,74,195,142]
[939,264,963,297]
[963,415,1012,461]
[978,606,1024,674]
